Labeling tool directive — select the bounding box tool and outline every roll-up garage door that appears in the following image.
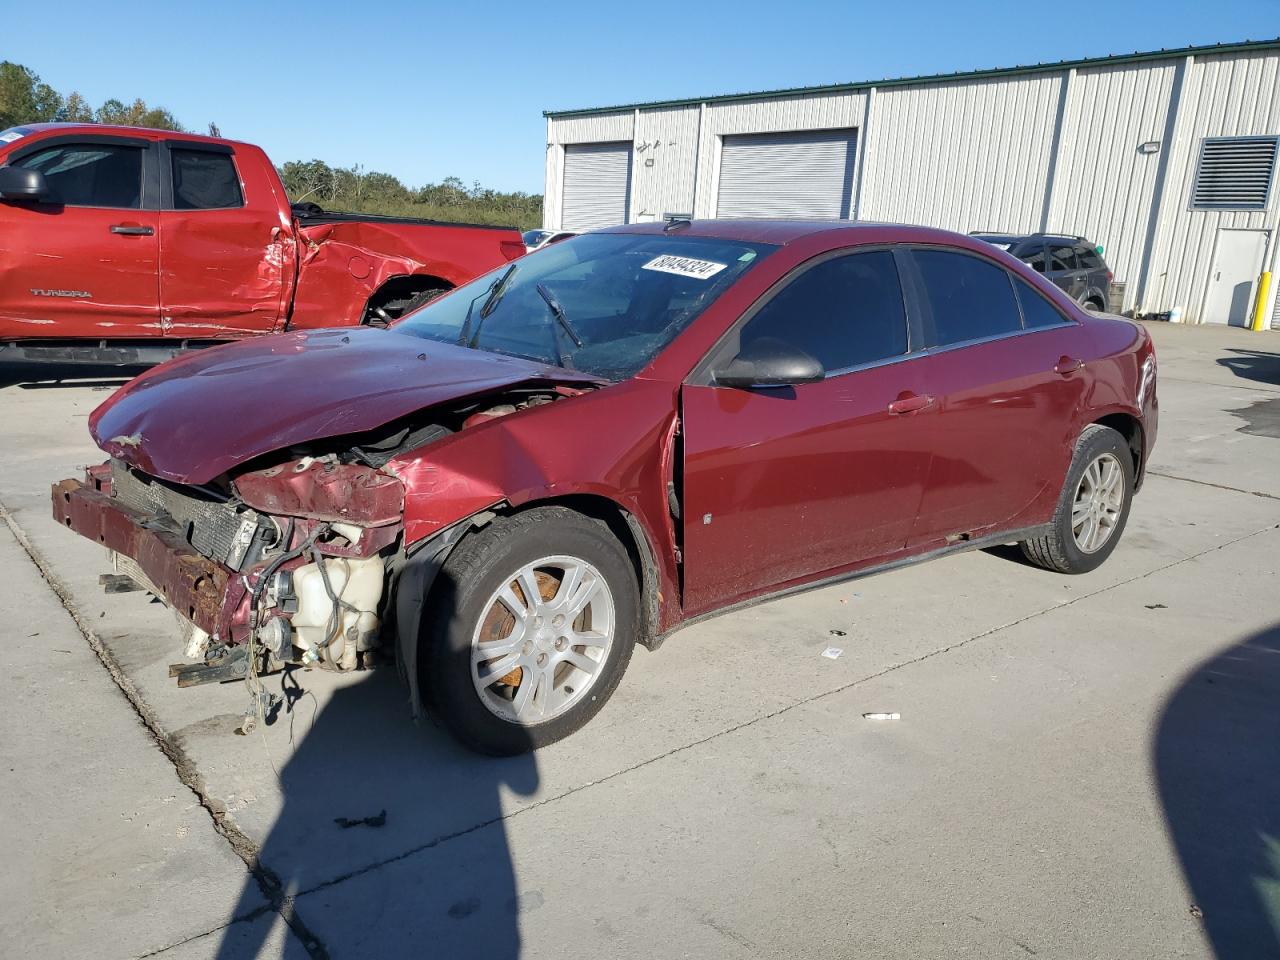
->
[716,129,857,219]
[561,142,632,231]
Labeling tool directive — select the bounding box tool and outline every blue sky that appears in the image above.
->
[5,0,1277,194]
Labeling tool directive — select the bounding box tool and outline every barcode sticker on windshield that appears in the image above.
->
[642,255,728,280]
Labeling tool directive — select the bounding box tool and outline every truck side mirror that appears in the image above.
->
[0,166,50,202]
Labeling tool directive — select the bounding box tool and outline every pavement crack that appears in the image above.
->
[1148,469,1280,501]
[286,522,1279,903]
[0,502,329,960]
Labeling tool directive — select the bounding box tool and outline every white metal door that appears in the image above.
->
[1203,229,1268,326]
[716,129,857,219]
[561,142,631,231]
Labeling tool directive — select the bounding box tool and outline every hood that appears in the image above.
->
[90,327,602,484]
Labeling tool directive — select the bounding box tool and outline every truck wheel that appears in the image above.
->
[422,506,638,755]
[363,283,448,326]
[1020,424,1134,574]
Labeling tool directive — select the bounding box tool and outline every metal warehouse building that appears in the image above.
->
[542,39,1280,328]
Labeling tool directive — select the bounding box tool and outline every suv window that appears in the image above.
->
[1074,243,1102,270]
[1014,278,1070,329]
[1047,242,1078,272]
[171,149,242,209]
[15,143,142,208]
[914,249,1022,346]
[1018,243,1048,273]
[739,250,908,373]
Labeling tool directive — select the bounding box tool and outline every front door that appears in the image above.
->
[681,248,934,616]
[1203,229,1267,326]
[0,137,160,339]
[158,142,286,337]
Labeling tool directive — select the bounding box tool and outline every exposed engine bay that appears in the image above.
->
[55,386,589,728]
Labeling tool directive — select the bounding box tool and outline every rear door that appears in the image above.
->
[158,141,286,336]
[681,248,934,615]
[0,135,160,338]
[904,248,1084,547]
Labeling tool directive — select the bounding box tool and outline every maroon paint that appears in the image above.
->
[234,459,405,526]
[58,219,1157,649]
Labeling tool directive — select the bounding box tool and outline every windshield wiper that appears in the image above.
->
[535,283,584,347]
[459,264,517,347]
[536,282,584,368]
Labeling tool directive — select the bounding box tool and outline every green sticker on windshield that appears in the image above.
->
[738,251,756,262]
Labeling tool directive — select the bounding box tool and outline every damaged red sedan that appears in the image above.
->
[53,221,1158,754]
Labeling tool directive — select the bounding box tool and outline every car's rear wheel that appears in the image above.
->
[422,506,637,755]
[1020,424,1133,574]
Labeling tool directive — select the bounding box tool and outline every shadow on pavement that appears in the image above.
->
[0,361,144,391]
[1217,348,1280,388]
[215,573,539,959]
[1154,624,1280,958]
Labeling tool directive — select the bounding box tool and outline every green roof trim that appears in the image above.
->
[543,38,1280,118]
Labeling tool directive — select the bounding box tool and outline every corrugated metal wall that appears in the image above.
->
[1048,63,1178,311]
[546,48,1280,325]
[859,75,1059,233]
[630,105,700,222]
[1148,52,1280,323]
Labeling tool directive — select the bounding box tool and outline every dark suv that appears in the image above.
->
[973,232,1112,311]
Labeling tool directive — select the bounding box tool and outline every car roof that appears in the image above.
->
[2,122,251,149]
[600,218,988,248]
[972,231,1088,246]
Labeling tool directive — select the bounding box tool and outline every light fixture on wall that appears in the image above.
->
[1138,141,1161,155]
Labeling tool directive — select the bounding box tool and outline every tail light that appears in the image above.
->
[1106,270,1114,282]
[499,240,526,262]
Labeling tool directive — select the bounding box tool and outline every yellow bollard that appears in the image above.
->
[1252,271,1273,332]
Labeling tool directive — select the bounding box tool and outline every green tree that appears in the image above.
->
[60,91,95,122]
[0,62,62,128]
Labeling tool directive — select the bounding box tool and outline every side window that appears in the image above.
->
[1014,277,1070,329]
[739,250,908,373]
[914,249,1022,346]
[170,149,243,210]
[1047,242,1078,272]
[1019,243,1048,274]
[14,143,142,208]
[1075,243,1102,270]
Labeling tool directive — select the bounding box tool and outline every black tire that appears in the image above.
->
[422,506,638,755]
[1020,424,1134,574]
[364,285,448,326]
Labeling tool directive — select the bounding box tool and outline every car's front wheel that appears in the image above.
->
[1020,424,1134,574]
[423,506,638,755]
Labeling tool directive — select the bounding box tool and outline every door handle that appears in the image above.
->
[1054,356,1085,375]
[110,224,154,236]
[888,393,935,415]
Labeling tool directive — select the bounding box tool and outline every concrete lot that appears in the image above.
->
[1,321,1278,959]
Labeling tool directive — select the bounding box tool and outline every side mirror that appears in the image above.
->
[0,166,50,202]
[712,336,825,389]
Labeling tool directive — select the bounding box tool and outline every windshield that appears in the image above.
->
[522,230,551,246]
[395,233,775,381]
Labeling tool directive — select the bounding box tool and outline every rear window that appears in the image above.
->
[1047,242,1079,272]
[1075,243,1103,270]
[1014,278,1070,329]
[170,149,243,209]
[914,249,1022,347]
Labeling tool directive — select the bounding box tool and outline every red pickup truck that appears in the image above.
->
[0,123,525,364]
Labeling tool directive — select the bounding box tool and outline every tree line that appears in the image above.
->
[0,62,542,229]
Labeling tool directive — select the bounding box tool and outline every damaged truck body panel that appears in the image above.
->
[52,221,1157,753]
[0,123,522,361]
